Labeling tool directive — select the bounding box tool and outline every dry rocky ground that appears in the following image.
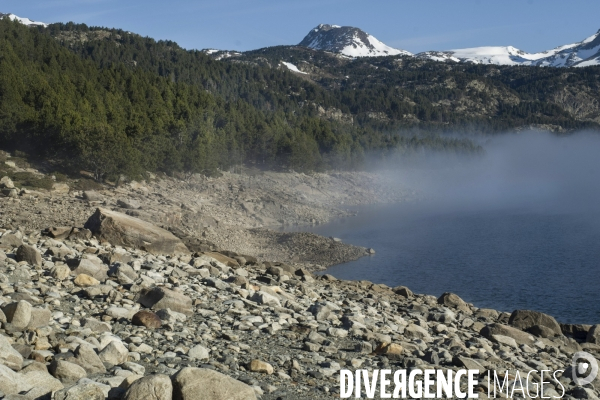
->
[0,156,413,271]
[0,156,599,400]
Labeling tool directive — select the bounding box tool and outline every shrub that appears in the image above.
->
[73,178,104,191]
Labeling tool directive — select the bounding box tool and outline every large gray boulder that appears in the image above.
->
[0,335,23,371]
[138,287,193,316]
[2,301,32,330]
[27,307,52,330]
[0,364,19,394]
[124,374,172,400]
[437,292,471,313]
[480,323,536,345]
[16,244,42,267]
[71,254,109,281]
[54,383,105,400]
[98,340,129,366]
[508,310,562,336]
[84,208,189,255]
[18,369,64,399]
[0,232,22,249]
[72,344,107,374]
[171,367,257,400]
[49,359,87,383]
[587,324,600,344]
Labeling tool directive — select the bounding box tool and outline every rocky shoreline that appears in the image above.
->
[1,159,599,400]
[0,156,414,271]
[0,211,599,400]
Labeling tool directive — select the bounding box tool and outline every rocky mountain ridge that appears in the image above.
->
[417,29,600,67]
[298,23,600,67]
[0,12,47,27]
[298,24,411,58]
[4,11,600,67]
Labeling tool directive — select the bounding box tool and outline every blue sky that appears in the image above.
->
[5,0,600,53]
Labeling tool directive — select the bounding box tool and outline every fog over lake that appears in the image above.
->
[300,132,600,324]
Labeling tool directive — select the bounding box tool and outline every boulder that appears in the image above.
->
[202,252,239,268]
[52,264,71,280]
[55,383,105,400]
[0,335,23,371]
[8,265,30,283]
[0,233,22,249]
[187,345,210,360]
[17,369,63,398]
[83,191,103,202]
[52,182,70,193]
[74,273,100,287]
[587,324,600,344]
[453,357,484,371]
[1,187,18,197]
[437,292,471,313]
[117,199,142,209]
[404,324,432,342]
[81,317,112,333]
[137,287,193,316]
[124,374,172,400]
[72,255,108,281]
[508,310,562,336]
[84,208,189,255]
[308,303,332,321]
[99,340,129,366]
[0,364,19,394]
[528,324,558,338]
[393,286,414,298]
[248,359,273,374]
[560,323,591,340]
[374,343,403,356]
[171,367,257,400]
[49,359,87,382]
[72,344,106,374]
[2,301,32,330]
[27,307,51,329]
[480,323,536,345]
[250,291,281,307]
[0,176,14,188]
[16,244,42,267]
[68,228,92,240]
[132,311,162,329]
[48,227,72,240]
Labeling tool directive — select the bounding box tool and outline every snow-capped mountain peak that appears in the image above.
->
[299,24,412,58]
[0,13,48,27]
[417,29,600,67]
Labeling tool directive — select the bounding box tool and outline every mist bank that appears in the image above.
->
[373,131,600,215]
[307,131,600,324]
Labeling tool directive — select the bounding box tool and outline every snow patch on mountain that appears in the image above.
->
[298,23,600,67]
[417,29,600,67]
[201,49,242,60]
[281,61,307,74]
[0,13,47,27]
[299,24,411,58]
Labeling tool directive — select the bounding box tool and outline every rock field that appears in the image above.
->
[1,158,599,400]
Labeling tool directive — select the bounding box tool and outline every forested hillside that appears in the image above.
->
[237,46,600,132]
[3,17,600,181]
[0,19,482,180]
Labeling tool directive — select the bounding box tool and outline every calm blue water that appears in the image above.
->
[294,203,600,325]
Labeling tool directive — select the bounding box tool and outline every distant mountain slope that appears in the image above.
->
[298,24,412,57]
[417,29,600,67]
[0,12,47,27]
[296,23,600,67]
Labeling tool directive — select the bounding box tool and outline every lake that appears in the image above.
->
[297,203,600,324]
[294,133,600,325]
